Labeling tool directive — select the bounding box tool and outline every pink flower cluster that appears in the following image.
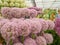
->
[55,18,60,36]
[28,7,42,14]
[1,7,39,19]
[0,18,54,45]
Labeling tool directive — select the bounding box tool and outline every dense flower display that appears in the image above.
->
[1,7,38,19]
[0,18,54,45]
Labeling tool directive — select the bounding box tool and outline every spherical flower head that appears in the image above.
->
[47,20,55,30]
[43,33,53,44]
[1,7,11,18]
[1,22,19,41]
[25,18,42,34]
[29,9,38,18]
[17,20,31,36]
[39,19,48,31]
[0,18,10,29]
[10,8,22,18]
[24,37,37,45]
[36,36,47,45]
[21,8,30,18]
[13,42,23,45]
[30,20,42,34]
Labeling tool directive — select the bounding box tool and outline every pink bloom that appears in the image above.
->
[0,19,10,29]
[13,42,23,45]
[36,36,47,45]
[29,9,38,18]
[47,20,55,30]
[21,8,30,18]
[30,20,42,34]
[1,22,19,41]
[25,18,42,34]
[55,18,60,36]
[43,33,53,44]
[39,19,48,31]
[10,8,22,18]
[55,18,60,27]
[1,7,12,18]
[24,37,37,45]
[17,20,31,36]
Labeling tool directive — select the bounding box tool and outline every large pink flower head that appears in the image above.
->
[47,20,55,30]
[17,20,31,36]
[1,7,12,18]
[21,8,30,18]
[0,18,10,29]
[25,18,42,34]
[0,22,19,41]
[13,42,23,45]
[36,36,47,45]
[39,19,48,31]
[30,20,42,34]
[43,33,53,44]
[29,9,38,18]
[10,8,22,18]
[24,37,37,45]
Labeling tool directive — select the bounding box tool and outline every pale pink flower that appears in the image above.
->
[13,42,23,45]
[1,7,12,18]
[36,36,47,45]
[24,37,37,45]
[47,20,55,30]
[43,33,53,44]
[29,9,38,18]
[39,19,48,31]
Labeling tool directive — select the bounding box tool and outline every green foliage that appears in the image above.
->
[45,30,60,45]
